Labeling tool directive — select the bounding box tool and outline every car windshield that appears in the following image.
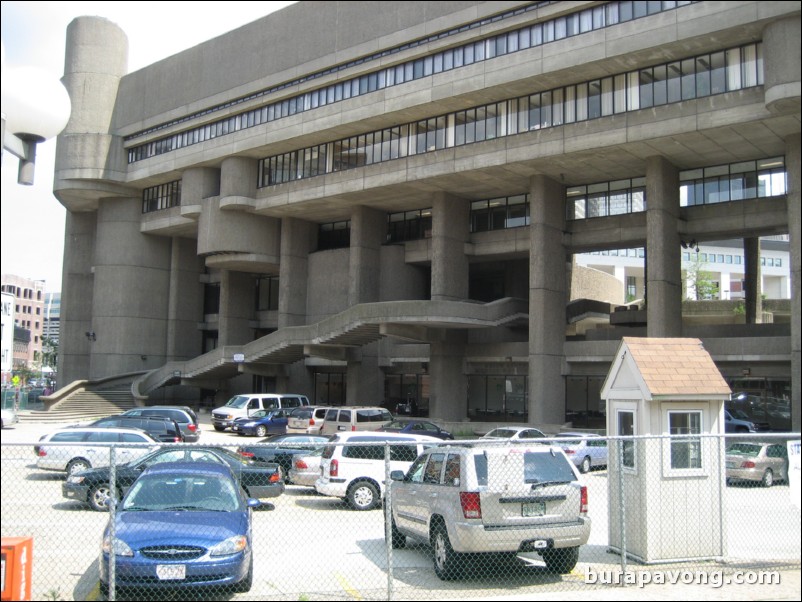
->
[123,474,240,512]
[385,420,408,429]
[484,428,518,438]
[225,396,250,409]
[727,443,762,457]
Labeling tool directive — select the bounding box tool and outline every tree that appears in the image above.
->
[685,253,719,300]
[41,337,58,370]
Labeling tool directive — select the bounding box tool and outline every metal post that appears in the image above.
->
[618,437,627,583]
[384,442,394,600]
[109,445,117,601]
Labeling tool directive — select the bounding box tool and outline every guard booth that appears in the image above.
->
[601,337,731,563]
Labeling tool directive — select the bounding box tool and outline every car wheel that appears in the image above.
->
[235,555,253,593]
[542,546,579,574]
[348,480,379,511]
[432,523,462,580]
[761,469,774,488]
[580,456,592,474]
[256,425,267,438]
[67,459,91,476]
[89,484,118,512]
[213,425,225,432]
[389,515,406,549]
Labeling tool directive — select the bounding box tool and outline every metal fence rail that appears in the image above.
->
[1,433,799,600]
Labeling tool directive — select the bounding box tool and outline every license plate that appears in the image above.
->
[522,501,545,517]
[156,564,186,581]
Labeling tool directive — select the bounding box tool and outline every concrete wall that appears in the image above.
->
[307,249,350,324]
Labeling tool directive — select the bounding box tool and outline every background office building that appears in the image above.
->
[53,1,800,431]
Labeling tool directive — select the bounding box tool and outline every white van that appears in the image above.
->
[212,393,310,432]
[316,431,440,510]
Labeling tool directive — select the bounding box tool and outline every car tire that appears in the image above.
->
[256,425,267,438]
[761,469,774,488]
[542,546,579,574]
[89,484,119,512]
[432,523,462,580]
[214,425,225,432]
[348,480,379,511]
[67,458,91,476]
[235,556,253,593]
[580,456,591,474]
[389,515,406,549]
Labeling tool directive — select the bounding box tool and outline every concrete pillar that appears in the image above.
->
[431,193,470,301]
[762,16,802,116]
[166,237,204,360]
[786,133,801,432]
[743,238,763,324]
[346,343,382,405]
[89,197,171,379]
[430,333,468,422]
[57,211,96,385]
[218,271,252,346]
[528,175,568,425]
[182,167,220,206]
[349,206,384,305]
[279,218,316,328]
[645,156,682,337]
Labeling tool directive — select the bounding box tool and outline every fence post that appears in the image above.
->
[384,442,394,600]
[108,446,117,601]
[618,437,627,583]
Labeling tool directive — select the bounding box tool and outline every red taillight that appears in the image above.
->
[460,492,482,519]
[295,459,309,470]
[580,486,588,516]
[188,424,197,432]
[741,461,756,469]
[330,459,339,477]
[351,425,356,431]
[269,471,281,483]
[309,418,315,426]
[38,449,46,457]
[564,449,576,455]
[239,450,255,459]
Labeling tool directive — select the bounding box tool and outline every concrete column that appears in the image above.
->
[279,218,316,328]
[218,271,252,346]
[429,333,468,422]
[57,211,96,385]
[166,237,204,360]
[89,197,171,379]
[182,167,220,205]
[786,133,801,432]
[645,156,682,337]
[349,206,384,305]
[762,16,802,116]
[431,193,470,301]
[743,238,763,324]
[346,343,382,405]
[528,175,568,426]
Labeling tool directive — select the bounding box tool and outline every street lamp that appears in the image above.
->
[1,42,72,185]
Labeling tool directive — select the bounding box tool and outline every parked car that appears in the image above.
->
[725,441,789,487]
[64,446,284,511]
[1,406,18,428]
[482,426,547,441]
[99,462,261,595]
[388,443,590,579]
[37,427,158,475]
[212,393,310,431]
[88,414,184,443]
[724,409,759,433]
[121,406,201,442]
[287,406,329,434]
[231,409,291,437]
[238,433,332,481]
[554,432,608,473]
[379,419,454,440]
[316,432,440,510]
[289,448,325,488]
[319,406,393,436]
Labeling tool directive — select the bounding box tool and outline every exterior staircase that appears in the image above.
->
[21,388,136,423]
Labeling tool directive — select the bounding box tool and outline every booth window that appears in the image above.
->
[668,411,702,470]
[617,410,635,469]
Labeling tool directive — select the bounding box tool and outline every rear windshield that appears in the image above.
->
[727,443,761,456]
[473,450,576,486]
[356,409,392,423]
[291,408,313,419]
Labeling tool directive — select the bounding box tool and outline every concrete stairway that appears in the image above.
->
[21,389,136,423]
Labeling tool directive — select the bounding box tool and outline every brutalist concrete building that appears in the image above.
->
[54,1,800,431]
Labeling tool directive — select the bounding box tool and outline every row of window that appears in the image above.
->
[681,252,783,267]
[257,42,764,188]
[142,181,181,213]
[1,285,43,300]
[127,1,694,163]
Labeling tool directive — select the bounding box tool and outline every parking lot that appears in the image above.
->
[1,417,800,601]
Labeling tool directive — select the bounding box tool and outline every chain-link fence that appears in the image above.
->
[1,433,799,600]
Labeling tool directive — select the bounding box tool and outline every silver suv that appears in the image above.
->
[387,443,591,579]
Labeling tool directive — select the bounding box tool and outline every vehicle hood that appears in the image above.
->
[111,510,249,548]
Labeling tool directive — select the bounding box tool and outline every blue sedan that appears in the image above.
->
[231,409,290,437]
[100,462,260,595]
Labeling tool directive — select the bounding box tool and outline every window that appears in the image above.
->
[618,410,635,469]
[668,410,702,470]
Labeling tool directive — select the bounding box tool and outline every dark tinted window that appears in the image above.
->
[390,444,419,462]
[51,431,87,443]
[344,444,384,460]
[523,452,576,484]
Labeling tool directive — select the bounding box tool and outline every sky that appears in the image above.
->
[1,1,296,293]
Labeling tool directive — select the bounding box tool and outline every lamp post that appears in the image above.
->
[1,42,72,185]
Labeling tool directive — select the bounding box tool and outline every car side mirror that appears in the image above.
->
[390,470,405,481]
[247,498,263,509]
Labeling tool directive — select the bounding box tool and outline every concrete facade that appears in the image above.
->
[54,2,800,431]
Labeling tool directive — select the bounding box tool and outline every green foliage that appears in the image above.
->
[685,253,719,300]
